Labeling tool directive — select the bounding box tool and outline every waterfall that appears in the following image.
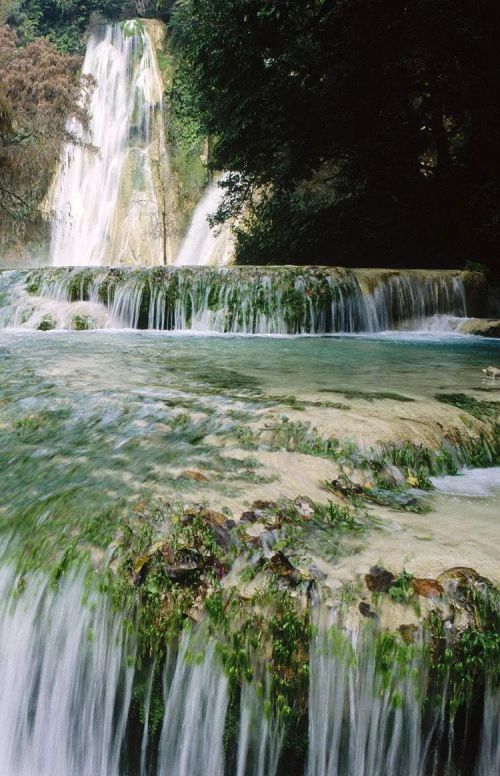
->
[0,569,134,776]
[0,568,496,775]
[1,266,470,334]
[49,21,169,268]
[306,624,500,776]
[175,179,233,267]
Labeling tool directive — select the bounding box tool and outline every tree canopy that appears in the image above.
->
[171,0,500,270]
[0,23,83,241]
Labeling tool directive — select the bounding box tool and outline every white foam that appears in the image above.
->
[431,467,500,497]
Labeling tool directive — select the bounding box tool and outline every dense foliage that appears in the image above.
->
[0,1,173,52]
[0,23,84,246]
[171,0,500,271]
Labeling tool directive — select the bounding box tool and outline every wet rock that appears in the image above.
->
[326,479,364,498]
[252,499,277,511]
[244,522,268,538]
[365,565,395,593]
[460,319,500,338]
[399,624,418,644]
[163,548,206,580]
[412,578,443,598]
[267,551,301,586]
[240,510,258,523]
[437,566,490,598]
[178,470,209,483]
[359,601,377,619]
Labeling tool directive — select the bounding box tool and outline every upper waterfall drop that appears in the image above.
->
[49,21,170,268]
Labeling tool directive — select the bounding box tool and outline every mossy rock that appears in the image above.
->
[37,315,56,331]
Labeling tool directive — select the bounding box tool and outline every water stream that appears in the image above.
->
[0,266,469,334]
[49,21,169,267]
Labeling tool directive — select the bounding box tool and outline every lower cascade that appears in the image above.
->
[0,266,470,334]
[0,571,496,776]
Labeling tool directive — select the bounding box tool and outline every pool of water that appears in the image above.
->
[0,330,498,575]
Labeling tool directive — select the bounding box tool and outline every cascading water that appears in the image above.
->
[0,266,472,334]
[0,570,496,776]
[174,178,234,267]
[49,21,170,268]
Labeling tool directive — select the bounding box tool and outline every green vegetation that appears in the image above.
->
[170,0,500,274]
[436,393,500,422]
[1,2,173,53]
[388,570,414,604]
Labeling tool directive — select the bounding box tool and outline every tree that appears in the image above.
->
[171,0,500,271]
[0,23,85,239]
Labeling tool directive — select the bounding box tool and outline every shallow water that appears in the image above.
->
[0,330,498,577]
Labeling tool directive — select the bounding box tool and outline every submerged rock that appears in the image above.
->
[177,470,210,483]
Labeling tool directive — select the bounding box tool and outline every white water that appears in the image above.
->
[175,179,233,266]
[0,267,471,334]
[307,624,499,776]
[0,570,134,776]
[431,467,500,497]
[0,566,496,775]
[49,22,169,268]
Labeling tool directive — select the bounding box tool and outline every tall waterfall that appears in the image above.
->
[0,266,470,334]
[49,21,169,268]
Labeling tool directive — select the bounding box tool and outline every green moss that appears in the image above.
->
[72,314,93,331]
[436,393,499,422]
[323,389,415,403]
[37,314,56,331]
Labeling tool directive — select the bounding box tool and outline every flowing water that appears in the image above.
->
[0,266,470,334]
[0,318,498,774]
[49,21,169,268]
[174,179,233,267]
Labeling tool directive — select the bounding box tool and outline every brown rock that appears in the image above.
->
[412,578,443,598]
[399,624,418,645]
[365,566,395,593]
[359,601,377,619]
[240,511,258,523]
[178,470,209,483]
[267,552,301,585]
